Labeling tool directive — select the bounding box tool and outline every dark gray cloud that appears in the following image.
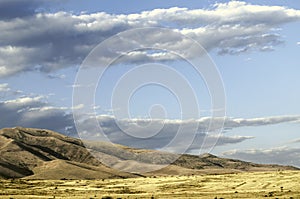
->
[1,1,300,77]
[292,139,300,143]
[0,96,75,135]
[223,147,300,168]
[74,114,300,153]
[173,133,254,153]
[0,0,49,19]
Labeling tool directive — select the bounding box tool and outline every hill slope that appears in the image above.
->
[0,127,298,179]
[0,127,137,179]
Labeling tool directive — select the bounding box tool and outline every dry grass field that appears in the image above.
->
[1,170,300,199]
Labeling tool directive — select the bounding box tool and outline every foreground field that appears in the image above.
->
[1,171,300,198]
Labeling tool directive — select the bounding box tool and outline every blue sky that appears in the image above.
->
[0,0,300,167]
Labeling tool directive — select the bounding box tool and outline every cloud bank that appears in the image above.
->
[1,92,299,153]
[76,114,300,152]
[1,1,300,77]
[223,147,300,168]
[0,96,75,134]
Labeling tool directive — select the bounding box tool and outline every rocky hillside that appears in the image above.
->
[0,127,137,179]
[0,127,298,179]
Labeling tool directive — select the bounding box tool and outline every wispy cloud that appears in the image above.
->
[0,83,23,99]
[0,83,10,92]
[47,74,66,79]
[223,147,300,167]
[223,115,300,129]
[288,138,300,144]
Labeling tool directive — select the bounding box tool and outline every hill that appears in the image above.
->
[0,127,298,179]
[0,127,136,179]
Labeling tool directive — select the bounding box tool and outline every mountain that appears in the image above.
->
[0,127,136,179]
[0,127,298,179]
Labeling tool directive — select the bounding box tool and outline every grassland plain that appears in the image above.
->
[0,170,300,199]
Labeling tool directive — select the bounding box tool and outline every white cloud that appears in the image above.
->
[47,74,66,79]
[71,104,84,110]
[223,147,300,168]
[0,83,10,92]
[0,1,300,76]
[223,115,300,129]
[297,42,300,45]
[0,83,23,99]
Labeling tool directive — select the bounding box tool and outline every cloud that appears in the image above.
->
[187,134,254,152]
[0,83,23,99]
[47,74,66,79]
[1,92,299,153]
[0,83,10,92]
[289,138,300,144]
[1,88,299,150]
[297,42,300,45]
[0,96,75,135]
[223,115,300,129]
[0,0,46,19]
[1,1,300,77]
[3,95,298,165]
[77,115,255,153]
[73,114,300,153]
[223,147,300,168]
[0,0,62,20]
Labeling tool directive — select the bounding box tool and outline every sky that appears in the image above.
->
[0,0,300,167]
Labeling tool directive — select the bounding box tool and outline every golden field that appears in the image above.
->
[1,170,300,199]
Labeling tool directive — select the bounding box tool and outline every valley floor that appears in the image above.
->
[0,170,300,199]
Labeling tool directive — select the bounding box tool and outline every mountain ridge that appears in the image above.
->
[0,127,298,179]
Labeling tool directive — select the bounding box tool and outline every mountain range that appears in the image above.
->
[0,127,298,179]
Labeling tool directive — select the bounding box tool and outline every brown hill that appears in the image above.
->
[0,127,137,179]
[0,127,298,179]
